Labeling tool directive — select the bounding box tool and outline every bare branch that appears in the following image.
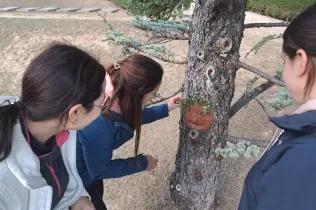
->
[97,13,105,21]
[227,135,269,148]
[239,62,285,87]
[124,43,187,64]
[154,33,189,40]
[145,87,183,107]
[124,40,188,64]
[147,39,173,45]
[97,12,111,24]
[254,98,269,116]
[230,80,274,118]
[142,36,173,47]
[245,76,260,92]
[157,57,188,64]
[244,22,289,29]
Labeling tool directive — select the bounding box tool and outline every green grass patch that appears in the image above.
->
[247,0,314,20]
[110,0,127,8]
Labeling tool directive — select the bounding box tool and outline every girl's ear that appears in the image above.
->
[67,104,84,125]
[295,49,308,77]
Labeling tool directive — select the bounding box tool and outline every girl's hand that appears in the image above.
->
[145,155,158,171]
[168,95,182,112]
[71,197,95,210]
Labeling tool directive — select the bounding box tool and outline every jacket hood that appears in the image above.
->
[269,110,316,135]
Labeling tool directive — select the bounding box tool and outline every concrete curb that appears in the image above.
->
[17,7,40,12]
[0,6,119,13]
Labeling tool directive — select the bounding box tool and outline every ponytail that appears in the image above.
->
[133,95,143,167]
[0,101,20,161]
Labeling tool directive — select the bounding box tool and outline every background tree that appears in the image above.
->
[102,0,296,209]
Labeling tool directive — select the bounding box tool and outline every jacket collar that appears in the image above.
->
[270,98,316,135]
[6,121,48,189]
[270,111,316,134]
[293,98,316,114]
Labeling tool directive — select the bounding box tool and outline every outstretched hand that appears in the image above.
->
[168,95,182,112]
[145,155,158,171]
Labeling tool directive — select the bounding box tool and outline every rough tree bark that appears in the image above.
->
[170,1,246,209]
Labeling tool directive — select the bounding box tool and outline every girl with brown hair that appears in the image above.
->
[238,3,316,210]
[76,54,181,209]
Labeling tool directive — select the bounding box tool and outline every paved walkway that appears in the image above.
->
[0,0,130,20]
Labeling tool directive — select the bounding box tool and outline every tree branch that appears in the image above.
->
[254,98,269,116]
[230,80,274,118]
[239,62,285,87]
[147,39,173,45]
[142,36,173,47]
[244,22,289,29]
[157,57,188,64]
[124,43,187,64]
[129,18,189,40]
[153,33,189,40]
[145,87,183,107]
[227,135,269,147]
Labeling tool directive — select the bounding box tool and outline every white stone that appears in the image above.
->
[37,7,59,12]
[56,8,80,12]
[0,7,20,12]
[17,7,40,12]
[77,8,101,12]
[101,8,120,13]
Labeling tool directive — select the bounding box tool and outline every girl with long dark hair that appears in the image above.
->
[0,43,106,210]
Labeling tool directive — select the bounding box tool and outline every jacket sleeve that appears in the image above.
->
[142,104,169,125]
[78,185,90,198]
[78,116,148,180]
[71,186,90,208]
[256,146,316,210]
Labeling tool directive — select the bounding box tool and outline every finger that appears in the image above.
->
[174,97,182,104]
[176,96,182,100]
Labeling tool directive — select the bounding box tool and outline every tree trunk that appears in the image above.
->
[170,1,246,209]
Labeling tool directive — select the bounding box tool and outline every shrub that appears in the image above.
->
[247,0,314,20]
[110,0,192,20]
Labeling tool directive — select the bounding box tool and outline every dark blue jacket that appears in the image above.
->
[238,110,316,210]
[76,104,169,188]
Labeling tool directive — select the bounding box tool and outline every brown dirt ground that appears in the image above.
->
[0,1,297,209]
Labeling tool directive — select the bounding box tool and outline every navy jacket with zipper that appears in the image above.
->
[238,110,316,210]
[76,104,169,189]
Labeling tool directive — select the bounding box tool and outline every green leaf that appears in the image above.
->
[114,0,193,20]
[268,87,296,111]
